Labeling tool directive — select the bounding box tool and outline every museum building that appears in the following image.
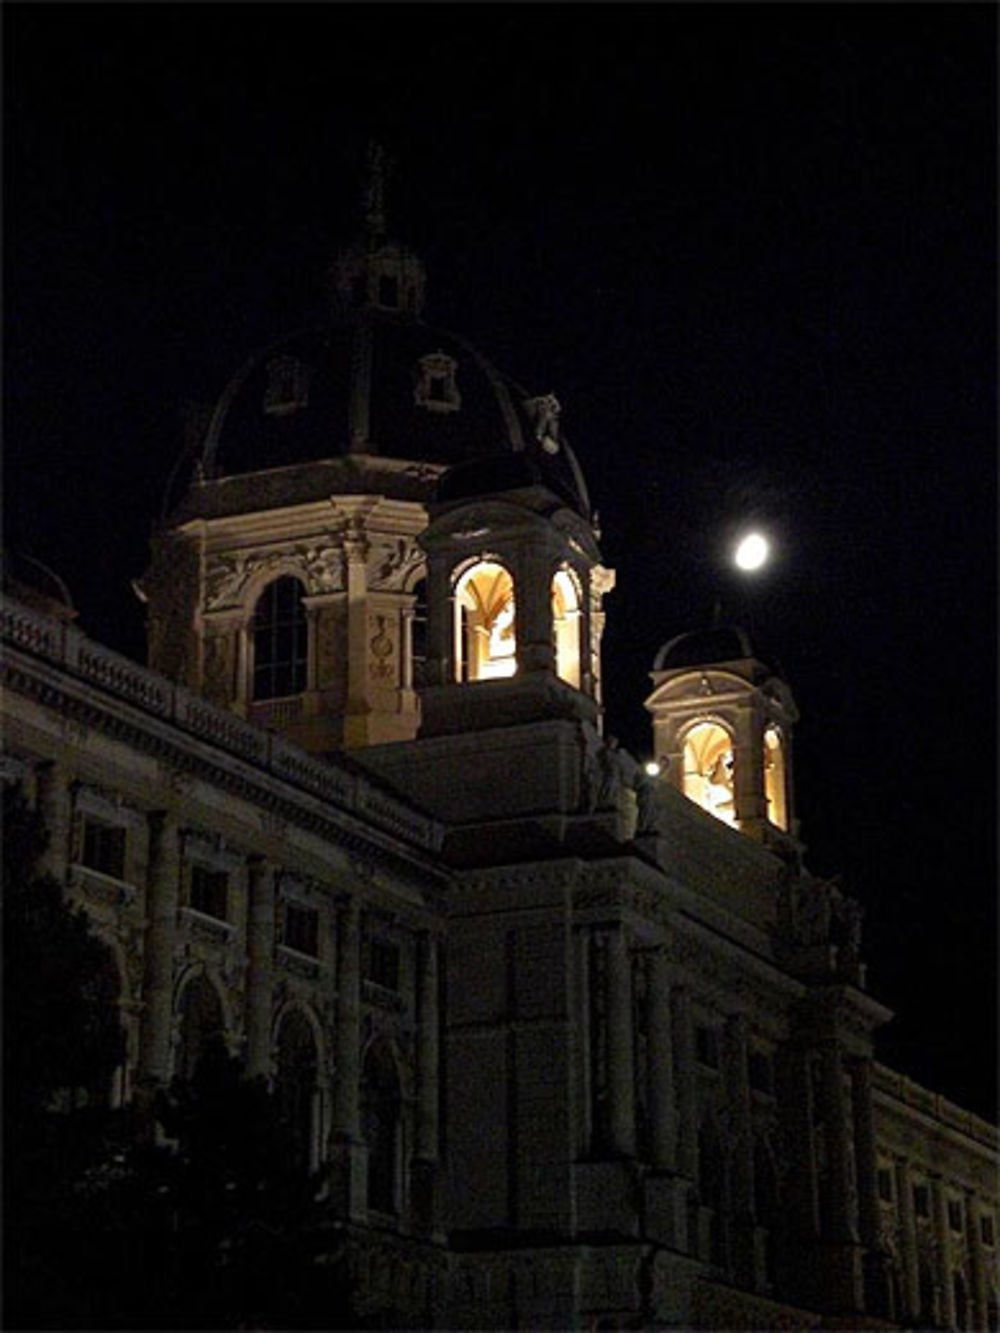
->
[2,168,997,1329]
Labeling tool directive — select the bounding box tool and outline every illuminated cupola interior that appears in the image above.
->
[417,425,613,739]
[645,625,799,848]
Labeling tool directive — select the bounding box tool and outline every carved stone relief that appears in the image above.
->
[368,613,396,684]
[369,538,424,592]
[205,544,344,612]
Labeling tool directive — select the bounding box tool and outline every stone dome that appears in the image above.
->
[166,147,593,523]
[653,625,759,672]
[198,311,545,481]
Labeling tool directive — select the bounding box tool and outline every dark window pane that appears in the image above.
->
[284,903,319,957]
[81,820,126,878]
[191,865,228,920]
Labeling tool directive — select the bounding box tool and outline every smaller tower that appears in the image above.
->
[645,626,799,850]
[417,437,611,740]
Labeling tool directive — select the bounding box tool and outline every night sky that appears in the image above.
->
[6,5,996,1118]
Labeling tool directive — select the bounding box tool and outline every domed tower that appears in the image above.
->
[645,625,799,850]
[136,147,613,753]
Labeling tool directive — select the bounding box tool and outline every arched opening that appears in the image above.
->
[551,567,582,688]
[753,1140,780,1287]
[453,560,516,682]
[764,726,788,830]
[274,1008,319,1175]
[698,1122,729,1269]
[918,1257,936,1327]
[682,722,737,826]
[953,1272,969,1331]
[175,974,226,1083]
[362,1042,401,1215]
[252,576,308,701]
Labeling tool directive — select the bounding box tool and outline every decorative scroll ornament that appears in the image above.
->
[370,538,423,591]
[205,545,344,609]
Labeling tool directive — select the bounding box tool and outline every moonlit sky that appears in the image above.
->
[5,5,996,1117]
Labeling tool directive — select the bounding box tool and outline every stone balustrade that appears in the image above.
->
[1,592,439,853]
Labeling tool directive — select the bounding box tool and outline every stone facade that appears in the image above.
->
[3,186,996,1328]
[3,591,996,1329]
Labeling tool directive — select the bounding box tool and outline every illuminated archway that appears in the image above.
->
[454,560,516,681]
[682,721,736,826]
[552,567,582,688]
[763,726,788,830]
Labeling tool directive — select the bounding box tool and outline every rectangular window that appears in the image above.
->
[980,1214,995,1247]
[81,819,126,879]
[367,939,400,991]
[877,1168,894,1203]
[190,865,228,920]
[948,1200,963,1232]
[913,1184,930,1218]
[284,903,319,957]
[695,1025,720,1070]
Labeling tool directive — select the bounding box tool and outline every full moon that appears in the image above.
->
[734,532,770,571]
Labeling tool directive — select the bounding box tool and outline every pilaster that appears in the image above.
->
[244,857,275,1080]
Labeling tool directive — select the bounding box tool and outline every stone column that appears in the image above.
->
[332,897,361,1138]
[400,605,415,690]
[35,760,71,880]
[931,1174,955,1328]
[516,549,556,676]
[965,1190,988,1331]
[244,857,275,1080]
[424,560,452,687]
[416,931,440,1162]
[819,1042,857,1243]
[137,811,180,1090]
[895,1156,920,1319]
[328,896,363,1218]
[671,984,697,1179]
[605,925,635,1157]
[850,1059,879,1248]
[344,526,370,746]
[781,1047,819,1241]
[413,931,441,1234]
[725,1015,754,1215]
[646,949,676,1170]
[725,1014,756,1286]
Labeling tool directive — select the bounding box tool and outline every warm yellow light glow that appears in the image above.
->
[734,532,769,571]
[644,760,661,777]
[454,560,517,681]
[682,721,737,826]
[764,726,788,830]
[552,567,582,688]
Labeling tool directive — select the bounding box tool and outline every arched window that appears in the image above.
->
[252,576,308,701]
[363,1042,401,1215]
[275,1009,319,1175]
[682,722,737,826]
[764,726,788,830]
[176,974,226,1083]
[698,1122,729,1268]
[454,560,516,682]
[753,1140,780,1287]
[551,567,582,688]
[918,1257,936,1326]
[953,1272,969,1331]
